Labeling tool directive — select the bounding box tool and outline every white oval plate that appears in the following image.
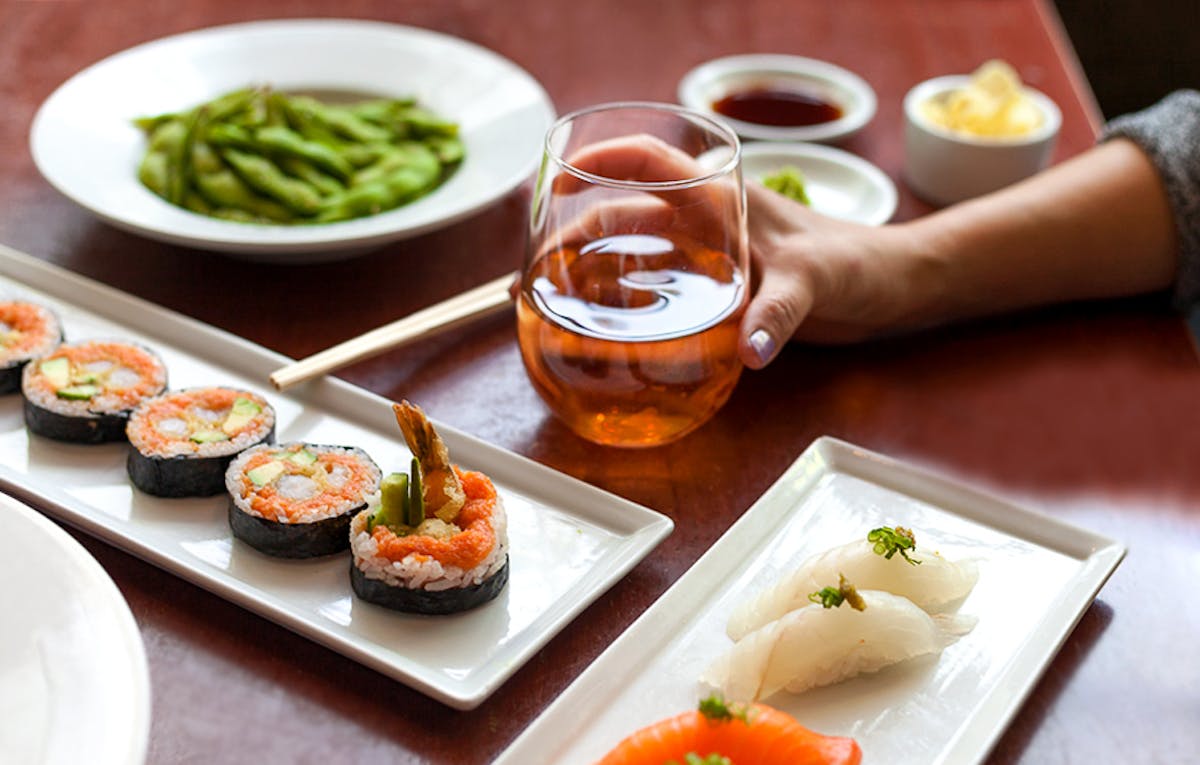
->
[678,54,876,143]
[0,492,150,765]
[30,19,556,263]
[742,142,897,225]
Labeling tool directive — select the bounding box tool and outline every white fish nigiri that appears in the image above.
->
[727,534,977,640]
[704,589,974,702]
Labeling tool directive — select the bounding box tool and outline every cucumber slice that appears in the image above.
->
[370,472,409,532]
[191,429,229,444]
[407,456,424,527]
[55,384,98,400]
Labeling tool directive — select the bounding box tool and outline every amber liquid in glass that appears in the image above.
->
[517,232,746,447]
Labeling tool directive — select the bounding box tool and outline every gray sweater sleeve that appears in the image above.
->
[1103,90,1200,309]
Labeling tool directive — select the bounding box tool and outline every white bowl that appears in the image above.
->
[678,54,876,143]
[30,19,556,263]
[903,75,1061,207]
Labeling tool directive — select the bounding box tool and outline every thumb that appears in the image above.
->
[739,268,814,369]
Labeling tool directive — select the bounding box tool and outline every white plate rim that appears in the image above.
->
[494,436,1126,763]
[0,491,151,765]
[0,243,673,710]
[742,141,898,225]
[678,53,877,143]
[28,18,556,262]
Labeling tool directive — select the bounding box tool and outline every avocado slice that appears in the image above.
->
[0,329,21,347]
[246,460,285,487]
[40,357,70,389]
[286,448,317,465]
[221,397,262,435]
[369,472,409,532]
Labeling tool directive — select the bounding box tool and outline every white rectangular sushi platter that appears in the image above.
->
[495,437,1126,764]
[0,243,674,710]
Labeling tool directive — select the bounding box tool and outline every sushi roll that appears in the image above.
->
[1,300,63,394]
[226,442,382,558]
[22,339,167,443]
[126,387,275,497]
[350,401,509,615]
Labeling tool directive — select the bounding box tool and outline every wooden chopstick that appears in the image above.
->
[269,271,516,391]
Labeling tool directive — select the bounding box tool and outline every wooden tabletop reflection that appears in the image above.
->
[2,1,1197,763]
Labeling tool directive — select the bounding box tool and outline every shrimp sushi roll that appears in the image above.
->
[1,300,63,394]
[350,401,509,615]
[126,387,275,497]
[22,339,167,443]
[226,442,382,558]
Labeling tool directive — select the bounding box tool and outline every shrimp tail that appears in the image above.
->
[392,400,466,523]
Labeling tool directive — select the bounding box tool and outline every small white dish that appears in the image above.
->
[678,54,876,143]
[29,19,556,263]
[904,75,1061,207]
[0,492,150,765]
[742,142,897,225]
[495,437,1126,764]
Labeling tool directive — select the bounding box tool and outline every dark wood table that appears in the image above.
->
[3,1,1197,762]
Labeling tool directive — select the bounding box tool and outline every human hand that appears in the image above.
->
[547,134,934,368]
[742,182,933,365]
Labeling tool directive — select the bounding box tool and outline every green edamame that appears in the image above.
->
[133,86,463,226]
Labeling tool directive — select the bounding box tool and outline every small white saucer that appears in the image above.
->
[678,54,876,143]
[742,142,898,226]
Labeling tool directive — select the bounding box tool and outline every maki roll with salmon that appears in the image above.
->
[127,387,275,497]
[22,339,167,443]
[226,442,382,558]
[1,300,63,395]
[350,400,509,615]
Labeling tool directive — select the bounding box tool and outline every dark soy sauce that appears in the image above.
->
[712,87,843,127]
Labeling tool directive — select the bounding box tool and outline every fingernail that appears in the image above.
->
[749,329,776,364]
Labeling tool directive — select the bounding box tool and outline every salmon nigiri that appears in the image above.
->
[594,695,861,765]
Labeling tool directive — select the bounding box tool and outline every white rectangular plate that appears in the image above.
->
[0,244,673,710]
[496,437,1125,763]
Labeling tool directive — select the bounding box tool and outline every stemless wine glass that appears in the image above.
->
[517,102,750,448]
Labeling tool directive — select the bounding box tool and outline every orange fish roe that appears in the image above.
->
[130,388,268,452]
[372,468,498,570]
[237,446,379,522]
[28,341,165,409]
[0,302,57,359]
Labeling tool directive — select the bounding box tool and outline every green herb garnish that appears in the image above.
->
[809,573,866,611]
[696,693,750,724]
[762,165,811,206]
[667,755,733,765]
[867,526,921,565]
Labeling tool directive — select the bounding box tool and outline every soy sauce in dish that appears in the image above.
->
[712,87,843,127]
